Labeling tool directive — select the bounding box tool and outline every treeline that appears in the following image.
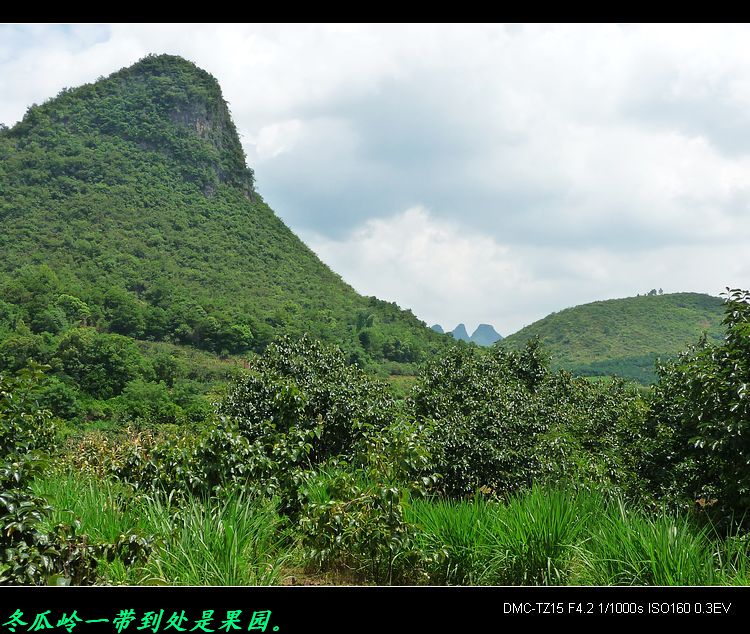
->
[0,263,446,427]
[568,354,660,383]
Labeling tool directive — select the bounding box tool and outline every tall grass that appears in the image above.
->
[33,470,161,584]
[32,471,153,543]
[407,495,496,585]
[408,487,599,585]
[141,492,289,586]
[713,532,750,585]
[406,487,750,586]
[33,470,290,585]
[34,471,750,586]
[575,499,718,585]
[483,486,600,585]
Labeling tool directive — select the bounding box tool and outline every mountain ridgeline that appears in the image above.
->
[500,292,725,383]
[0,54,451,422]
[431,323,503,346]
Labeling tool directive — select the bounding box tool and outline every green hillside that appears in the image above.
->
[0,54,449,425]
[501,292,725,383]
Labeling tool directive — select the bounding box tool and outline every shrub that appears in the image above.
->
[217,335,400,511]
[647,288,750,524]
[54,328,146,399]
[220,334,397,461]
[298,419,437,585]
[0,365,99,585]
[410,340,649,499]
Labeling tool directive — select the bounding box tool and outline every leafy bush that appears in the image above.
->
[54,328,146,399]
[298,417,437,585]
[298,468,422,584]
[112,379,183,425]
[410,343,547,497]
[0,365,99,585]
[215,335,403,510]
[61,422,254,500]
[647,288,750,523]
[534,373,650,501]
[0,365,55,458]
[221,335,397,459]
[410,340,649,499]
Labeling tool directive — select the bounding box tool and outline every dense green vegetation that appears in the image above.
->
[32,473,287,585]
[501,292,725,383]
[0,54,449,428]
[27,473,750,586]
[2,287,748,585]
[406,487,750,585]
[1,366,112,584]
[411,339,647,499]
[646,288,750,524]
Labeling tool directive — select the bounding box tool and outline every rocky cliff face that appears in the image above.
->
[16,53,256,196]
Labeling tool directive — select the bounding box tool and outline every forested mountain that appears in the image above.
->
[0,54,449,423]
[501,292,725,383]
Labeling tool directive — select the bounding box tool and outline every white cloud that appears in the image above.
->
[304,207,532,335]
[304,207,744,335]
[251,119,304,160]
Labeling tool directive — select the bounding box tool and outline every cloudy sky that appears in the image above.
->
[2,24,749,335]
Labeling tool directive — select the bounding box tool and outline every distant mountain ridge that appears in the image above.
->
[500,292,725,383]
[471,324,503,346]
[431,323,503,346]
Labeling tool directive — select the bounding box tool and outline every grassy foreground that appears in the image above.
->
[31,472,750,586]
[33,474,290,585]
